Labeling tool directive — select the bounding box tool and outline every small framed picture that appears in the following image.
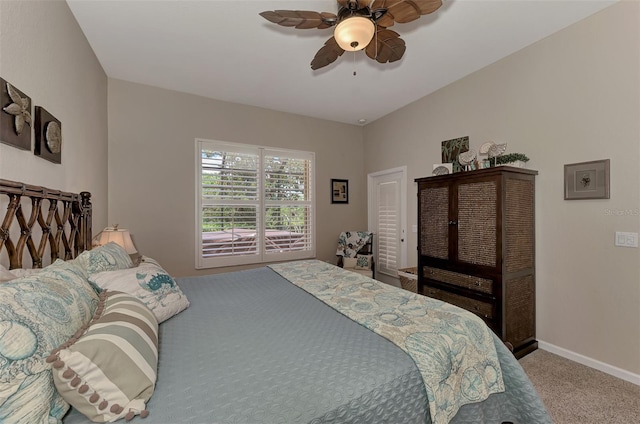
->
[564,159,610,200]
[331,179,348,204]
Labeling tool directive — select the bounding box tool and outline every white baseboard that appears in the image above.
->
[537,340,640,386]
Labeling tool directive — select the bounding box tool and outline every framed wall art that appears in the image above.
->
[34,106,62,164]
[331,179,348,204]
[0,78,32,150]
[441,136,469,173]
[564,159,610,200]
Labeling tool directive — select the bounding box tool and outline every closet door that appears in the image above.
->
[368,167,407,278]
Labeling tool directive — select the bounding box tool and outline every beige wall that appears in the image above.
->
[107,79,366,277]
[364,2,640,375]
[0,0,108,233]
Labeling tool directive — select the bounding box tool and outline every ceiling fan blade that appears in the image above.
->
[365,29,406,63]
[371,0,443,24]
[311,37,345,70]
[259,10,338,29]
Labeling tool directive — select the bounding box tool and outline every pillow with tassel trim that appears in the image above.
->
[47,290,158,422]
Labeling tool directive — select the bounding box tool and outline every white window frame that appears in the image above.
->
[195,139,316,269]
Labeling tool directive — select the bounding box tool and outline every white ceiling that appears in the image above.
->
[67,0,617,125]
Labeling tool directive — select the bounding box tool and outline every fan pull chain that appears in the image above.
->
[353,51,357,76]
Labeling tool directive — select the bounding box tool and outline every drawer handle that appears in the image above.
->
[473,305,480,311]
[474,281,481,287]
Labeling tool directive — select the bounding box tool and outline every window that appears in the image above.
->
[196,139,315,268]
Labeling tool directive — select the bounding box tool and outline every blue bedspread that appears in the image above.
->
[270,260,504,424]
[63,265,551,424]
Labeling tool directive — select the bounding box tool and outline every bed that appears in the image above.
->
[0,179,551,424]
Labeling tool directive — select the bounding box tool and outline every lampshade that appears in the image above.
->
[334,16,375,52]
[97,225,137,254]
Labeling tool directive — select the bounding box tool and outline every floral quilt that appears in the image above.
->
[269,260,505,424]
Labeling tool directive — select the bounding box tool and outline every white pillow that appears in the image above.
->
[88,261,189,323]
[8,267,43,279]
[0,264,16,282]
[342,257,358,269]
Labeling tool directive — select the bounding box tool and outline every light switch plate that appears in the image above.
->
[615,231,638,248]
[411,224,417,233]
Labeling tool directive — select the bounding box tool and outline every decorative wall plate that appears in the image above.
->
[34,106,62,164]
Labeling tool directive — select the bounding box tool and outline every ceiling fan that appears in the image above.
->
[259,0,444,70]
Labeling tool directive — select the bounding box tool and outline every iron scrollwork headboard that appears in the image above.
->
[0,179,92,269]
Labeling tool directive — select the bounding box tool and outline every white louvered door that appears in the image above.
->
[368,167,407,278]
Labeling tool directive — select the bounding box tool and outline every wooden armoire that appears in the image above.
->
[415,166,538,358]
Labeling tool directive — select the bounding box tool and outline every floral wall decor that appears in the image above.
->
[0,78,32,150]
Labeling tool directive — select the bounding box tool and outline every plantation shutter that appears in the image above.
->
[197,140,314,268]
[264,150,313,257]
[377,180,399,276]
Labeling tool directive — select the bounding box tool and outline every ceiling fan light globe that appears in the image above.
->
[334,16,375,52]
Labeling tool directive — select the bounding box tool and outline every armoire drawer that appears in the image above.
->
[423,266,494,295]
[422,286,494,320]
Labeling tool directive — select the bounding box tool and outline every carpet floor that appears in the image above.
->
[519,349,640,423]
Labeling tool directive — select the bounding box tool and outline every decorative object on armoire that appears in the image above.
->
[496,153,529,168]
[259,0,444,70]
[564,159,610,200]
[441,136,469,172]
[479,141,494,155]
[416,166,538,358]
[331,178,349,203]
[458,149,477,171]
[487,143,507,166]
[0,78,31,150]
[432,163,452,176]
[34,106,62,163]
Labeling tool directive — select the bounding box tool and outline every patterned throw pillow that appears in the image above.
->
[0,259,98,422]
[48,291,158,422]
[75,242,133,275]
[88,260,189,323]
[355,254,373,270]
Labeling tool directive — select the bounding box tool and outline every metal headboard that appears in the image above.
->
[0,179,92,269]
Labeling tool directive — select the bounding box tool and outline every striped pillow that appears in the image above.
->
[48,291,158,422]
